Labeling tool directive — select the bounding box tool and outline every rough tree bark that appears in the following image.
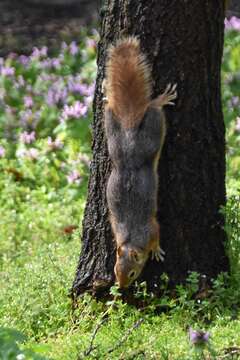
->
[72,0,229,297]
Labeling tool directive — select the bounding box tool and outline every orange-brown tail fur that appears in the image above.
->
[105,37,152,129]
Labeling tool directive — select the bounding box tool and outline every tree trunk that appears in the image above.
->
[72,0,229,297]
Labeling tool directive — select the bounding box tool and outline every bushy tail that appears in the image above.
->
[105,37,152,129]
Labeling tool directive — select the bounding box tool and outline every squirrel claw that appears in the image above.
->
[164,83,178,103]
[152,83,177,108]
[151,247,165,262]
[165,83,172,93]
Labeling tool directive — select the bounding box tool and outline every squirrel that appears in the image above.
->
[103,37,177,288]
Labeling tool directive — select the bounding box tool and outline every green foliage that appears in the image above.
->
[223,195,240,282]
[223,30,240,191]
[0,25,240,360]
[0,327,49,359]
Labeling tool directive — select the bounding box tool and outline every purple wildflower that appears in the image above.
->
[84,95,93,107]
[87,83,95,97]
[20,109,41,129]
[61,42,68,51]
[26,85,32,93]
[40,59,52,70]
[47,137,63,150]
[27,148,39,160]
[46,86,68,106]
[1,66,15,76]
[60,101,88,122]
[78,154,91,168]
[17,76,25,87]
[86,38,96,49]
[20,109,33,127]
[19,55,29,66]
[5,105,14,115]
[91,28,99,37]
[51,58,61,69]
[68,82,95,97]
[31,47,40,58]
[69,41,79,56]
[24,95,34,108]
[231,96,240,108]
[8,52,17,60]
[225,16,240,31]
[68,81,85,94]
[31,46,48,59]
[17,147,39,160]
[67,169,82,184]
[19,131,35,144]
[189,327,210,345]
[46,90,55,106]
[235,117,240,132]
[40,46,48,57]
[39,73,53,82]
[0,145,5,158]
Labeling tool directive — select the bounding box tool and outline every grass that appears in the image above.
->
[0,24,240,360]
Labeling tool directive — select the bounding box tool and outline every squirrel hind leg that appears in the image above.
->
[151,83,177,108]
[149,218,165,262]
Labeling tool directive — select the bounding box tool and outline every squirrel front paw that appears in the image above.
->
[162,84,177,105]
[161,83,177,106]
[151,247,165,262]
[151,83,177,108]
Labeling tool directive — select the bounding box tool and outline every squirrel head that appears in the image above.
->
[114,244,148,288]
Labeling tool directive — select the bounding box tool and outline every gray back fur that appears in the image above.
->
[105,107,166,250]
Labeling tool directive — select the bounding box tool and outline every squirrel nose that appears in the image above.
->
[117,276,128,289]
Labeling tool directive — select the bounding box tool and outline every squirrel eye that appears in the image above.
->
[128,270,136,279]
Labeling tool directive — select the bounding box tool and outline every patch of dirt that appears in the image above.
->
[0,0,99,56]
